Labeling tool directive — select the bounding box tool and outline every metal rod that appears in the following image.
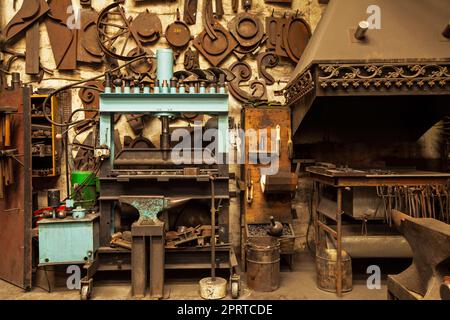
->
[160,116,170,160]
[336,188,343,297]
[210,176,216,281]
[354,21,369,40]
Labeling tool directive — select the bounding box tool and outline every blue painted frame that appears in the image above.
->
[99,93,230,161]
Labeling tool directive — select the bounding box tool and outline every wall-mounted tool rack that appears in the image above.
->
[0,75,33,290]
[30,94,60,178]
[240,106,298,268]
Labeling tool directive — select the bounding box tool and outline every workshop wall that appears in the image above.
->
[1,1,443,252]
[0,0,325,251]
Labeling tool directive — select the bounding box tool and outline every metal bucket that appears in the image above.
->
[316,249,353,293]
[246,237,280,292]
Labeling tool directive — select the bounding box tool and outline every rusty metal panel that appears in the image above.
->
[0,86,32,289]
[289,0,450,84]
[242,107,293,224]
[45,0,77,70]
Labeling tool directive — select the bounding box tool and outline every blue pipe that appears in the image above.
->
[156,49,174,89]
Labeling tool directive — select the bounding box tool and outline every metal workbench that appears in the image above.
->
[307,165,450,297]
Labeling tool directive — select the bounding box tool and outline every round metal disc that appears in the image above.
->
[131,12,162,44]
[284,17,311,62]
[201,29,228,56]
[228,13,264,49]
[127,48,154,75]
[165,21,191,48]
[236,17,258,39]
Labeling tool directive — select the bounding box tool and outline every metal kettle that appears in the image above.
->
[268,216,283,237]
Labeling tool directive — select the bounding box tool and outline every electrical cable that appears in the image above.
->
[41,54,152,128]
[41,53,150,199]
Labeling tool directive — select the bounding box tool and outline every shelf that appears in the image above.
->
[32,154,52,158]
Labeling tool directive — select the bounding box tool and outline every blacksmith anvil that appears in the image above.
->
[387,210,450,300]
[119,196,190,225]
[120,196,189,299]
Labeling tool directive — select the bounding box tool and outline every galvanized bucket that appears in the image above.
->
[316,248,353,293]
[246,237,281,292]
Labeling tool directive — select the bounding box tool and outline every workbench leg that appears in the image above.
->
[149,235,165,299]
[219,201,229,243]
[99,201,112,246]
[336,188,343,297]
[132,236,147,298]
[313,182,323,251]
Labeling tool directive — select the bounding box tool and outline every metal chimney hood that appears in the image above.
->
[284,0,450,144]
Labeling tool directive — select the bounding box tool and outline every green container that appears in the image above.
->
[71,171,98,209]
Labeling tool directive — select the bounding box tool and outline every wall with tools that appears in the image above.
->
[0,0,444,251]
[0,0,326,251]
[1,0,449,301]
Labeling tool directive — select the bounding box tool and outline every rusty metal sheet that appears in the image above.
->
[215,0,224,19]
[241,107,293,224]
[131,10,162,46]
[183,47,200,71]
[126,115,145,136]
[79,81,104,120]
[193,0,237,66]
[45,0,77,70]
[257,51,279,86]
[166,9,191,56]
[127,48,155,77]
[228,12,264,49]
[4,0,49,43]
[25,22,40,75]
[74,132,96,171]
[183,0,198,25]
[265,15,289,58]
[0,83,32,290]
[77,0,103,64]
[193,23,237,67]
[130,137,156,149]
[228,61,267,103]
[282,14,311,63]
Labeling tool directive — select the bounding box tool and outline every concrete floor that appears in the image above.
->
[0,252,398,300]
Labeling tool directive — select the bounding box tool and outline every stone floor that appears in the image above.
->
[0,252,408,300]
